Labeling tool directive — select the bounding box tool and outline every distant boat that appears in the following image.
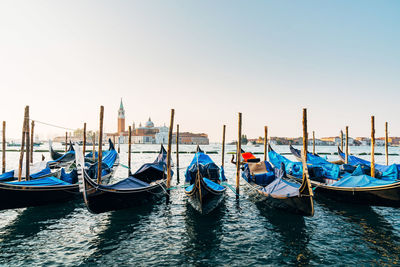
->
[61,141,98,146]
[7,141,42,147]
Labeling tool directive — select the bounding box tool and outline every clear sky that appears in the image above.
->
[0,1,399,142]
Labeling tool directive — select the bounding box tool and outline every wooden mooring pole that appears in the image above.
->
[30,120,34,163]
[83,123,87,156]
[97,106,104,184]
[25,106,30,180]
[128,126,132,175]
[65,132,68,152]
[312,131,315,155]
[92,133,96,161]
[2,121,5,174]
[301,109,314,216]
[18,108,27,181]
[385,122,389,166]
[345,126,349,164]
[235,112,242,199]
[176,124,180,184]
[340,130,343,151]
[371,116,375,178]
[222,125,226,169]
[303,109,308,162]
[166,109,175,189]
[264,126,268,162]
[118,136,121,154]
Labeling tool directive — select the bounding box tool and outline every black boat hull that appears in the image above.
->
[82,175,166,214]
[185,178,226,215]
[0,183,80,210]
[314,182,400,207]
[288,174,400,207]
[244,182,314,216]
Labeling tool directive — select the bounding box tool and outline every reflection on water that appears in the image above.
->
[0,201,78,262]
[318,198,400,265]
[0,201,77,242]
[182,201,225,265]
[83,203,156,265]
[256,202,311,266]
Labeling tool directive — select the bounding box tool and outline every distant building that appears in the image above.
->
[117,99,125,134]
[320,136,356,146]
[105,99,169,144]
[172,132,209,145]
[375,137,386,146]
[130,119,169,144]
[355,137,370,146]
[320,136,341,145]
[389,137,400,146]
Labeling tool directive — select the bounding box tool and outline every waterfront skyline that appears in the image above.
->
[1,1,399,142]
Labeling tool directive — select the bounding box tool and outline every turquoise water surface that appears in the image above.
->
[0,144,399,266]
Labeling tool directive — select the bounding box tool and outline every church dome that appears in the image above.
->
[145,117,154,128]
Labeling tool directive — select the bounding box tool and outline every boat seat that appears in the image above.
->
[248,162,268,175]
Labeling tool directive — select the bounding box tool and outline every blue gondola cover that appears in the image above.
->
[7,177,71,186]
[185,151,226,183]
[338,149,399,179]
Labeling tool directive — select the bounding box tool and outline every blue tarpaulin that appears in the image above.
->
[269,150,340,179]
[268,150,303,178]
[0,165,52,182]
[100,177,150,190]
[60,168,78,184]
[185,150,226,183]
[203,178,225,191]
[332,175,395,187]
[338,149,399,179]
[289,146,340,179]
[7,177,71,186]
[0,170,14,181]
[30,167,51,179]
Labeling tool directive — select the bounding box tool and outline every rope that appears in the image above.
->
[221,182,241,197]
[119,163,130,169]
[31,119,75,131]
[167,186,178,191]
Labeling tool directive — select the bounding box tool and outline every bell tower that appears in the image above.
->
[118,98,125,134]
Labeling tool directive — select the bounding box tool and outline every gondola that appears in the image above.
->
[77,145,170,214]
[271,146,400,207]
[236,150,314,216]
[0,141,119,211]
[0,169,80,210]
[184,146,227,214]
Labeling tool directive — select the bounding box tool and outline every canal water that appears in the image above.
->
[0,144,399,266]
